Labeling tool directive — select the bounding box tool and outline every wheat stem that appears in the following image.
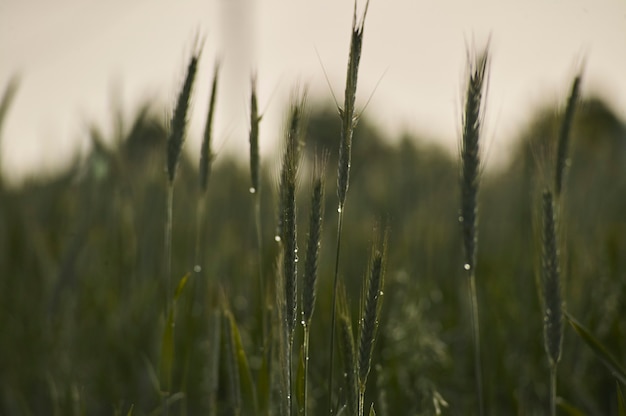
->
[328,208,345,414]
[549,365,557,416]
[329,3,369,412]
[249,76,266,342]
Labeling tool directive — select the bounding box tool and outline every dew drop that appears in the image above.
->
[193,265,202,273]
[249,187,256,194]
[379,290,384,296]
[464,263,471,271]
[275,235,281,242]
[337,206,342,213]
[458,216,464,223]
[301,320,306,326]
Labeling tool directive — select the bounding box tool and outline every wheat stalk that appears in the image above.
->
[164,50,198,309]
[541,189,563,416]
[329,3,370,413]
[279,90,306,416]
[459,45,489,416]
[248,75,268,343]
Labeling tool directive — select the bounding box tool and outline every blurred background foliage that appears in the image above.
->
[0,88,625,415]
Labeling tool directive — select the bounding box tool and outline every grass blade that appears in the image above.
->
[618,382,625,416]
[159,273,190,394]
[555,398,585,416]
[564,312,626,384]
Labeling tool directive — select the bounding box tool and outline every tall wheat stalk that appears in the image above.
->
[459,46,489,416]
[538,73,579,415]
[163,50,198,416]
[279,91,306,416]
[541,189,563,416]
[165,52,199,306]
[329,3,369,413]
[249,75,267,341]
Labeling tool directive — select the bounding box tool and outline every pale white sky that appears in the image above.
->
[1,0,625,184]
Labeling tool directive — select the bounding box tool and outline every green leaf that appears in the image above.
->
[208,310,222,415]
[159,273,191,393]
[556,397,585,416]
[565,312,626,384]
[618,381,626,416]
[173,272,190,300]
[226,310,258,415]
[256,344,271,416]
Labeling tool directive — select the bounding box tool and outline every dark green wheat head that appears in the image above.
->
[199,60,220,192]
[541,189,563,368]
[167,53,199,183]
[460,46,489,272]
[337,0,370,207]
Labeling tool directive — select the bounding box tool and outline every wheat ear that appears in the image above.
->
[357,230,387,416]
[555,73,582,198]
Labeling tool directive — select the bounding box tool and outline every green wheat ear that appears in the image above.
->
[199,60,220,193]
[167,53,199,184]
[357,227,388,416]
[555,73,582,198]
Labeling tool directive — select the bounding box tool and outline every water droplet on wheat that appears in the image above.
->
[379,290,384,296]
[275,235,281,242]
[464,263,471,271]
[193,265,202,273]
[249,187,256,194]
[337,206,342,213]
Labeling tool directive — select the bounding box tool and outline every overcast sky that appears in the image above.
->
[1,0,625,184]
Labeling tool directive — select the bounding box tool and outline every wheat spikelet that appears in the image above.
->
[541,189,563,367]
[280,91,306,339]
[199,61,220,192]
[302,151,328,326]
[249,75,261,194]
[357,248,384,389]
[460,47,489,272]
[167,53,199,183]
[357,228,388,416]
[555,73,582,198]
